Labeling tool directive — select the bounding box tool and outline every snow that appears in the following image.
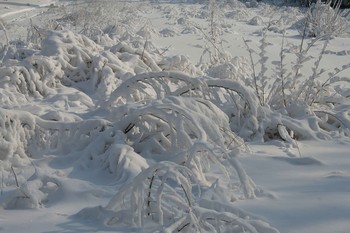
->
[237,140,350,233]
[0,0,349,233]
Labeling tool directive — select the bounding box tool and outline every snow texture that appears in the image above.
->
[0,1,350,233]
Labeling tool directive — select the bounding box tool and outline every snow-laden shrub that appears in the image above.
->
[115,96,244,156]
[4,137,147,209]
[206,56,253,81]
[4,171,61,209]
[104,161,200,230]
[58,0,125,38]
[1,40,38,62]
[0,42,62,106]
[105,71,260,139]
[57,123,148,182]
[159,55,202,75]
[40,30,102,78]
[39,30,115,100]
[37,30,164,102]
[0,40,97,109]
[109,41,162,73]
[0,108,113,164]
[53,2,154,46]
[76,89,268,231]
[137,24,159,40]
[0,112,149,209]
[301,0,349,37]
[105,71,202,106]
[241,25,350,142]
[0,109,33,165]
[107,94,256,189]
[0,61,59,105]
[0,7,285,230]
[77,161,277,232]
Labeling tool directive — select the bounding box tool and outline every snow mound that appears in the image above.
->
[159,28,178,37]
[248,16,264,26]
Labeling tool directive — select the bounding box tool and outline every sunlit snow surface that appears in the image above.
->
[0,0,350,233]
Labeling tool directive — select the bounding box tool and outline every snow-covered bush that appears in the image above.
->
[191,0,232,67]
[5,171,61,209]
[106,94,252,187]
[0,108,111,161]
[0,109,33,165]
[105,70,261,139]
[104,161,200,230]
[242,18,350,141]
[85,161,277,233]
[206,56,253,81]
[116,97,244,153]
[301,0,349,37]
[0,29,262,232]
[32,29,165,103]
[159,55,202,75]
[62,0,121,38]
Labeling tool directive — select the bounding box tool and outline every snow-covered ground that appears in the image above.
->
[0,0,56,18]
[0,1,350,233]
[238,140,350,233]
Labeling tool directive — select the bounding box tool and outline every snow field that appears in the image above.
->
[0,0,349,232]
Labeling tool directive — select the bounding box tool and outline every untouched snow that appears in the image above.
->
[0,1,350,233]
[238,140,350,233]
[0,0,56,17]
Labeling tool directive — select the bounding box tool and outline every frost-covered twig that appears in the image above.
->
[0,18,8,46]
[243,38,263,106]
[280,31,287,108]
[310,63,350,105]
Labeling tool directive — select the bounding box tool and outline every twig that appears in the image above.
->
[295,139,302,157]
[30,19,43,42]
[180,184,191,207]
[280,30,287,108]
[141,39,148,61]
[124,123,135,134]
[243,37,263,106]
[190,22,225,62]
[177,222,190,232]
[158,45,172,56]
[9,166,29,198]
[11,166,19,188]
[1,171,3,196]
[310,63,350,105]
[0,18,9,46]
[147,169,157,217]
[54,23,63,30]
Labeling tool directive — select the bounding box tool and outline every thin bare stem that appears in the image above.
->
[11,166,19,188]
[295,140,302,157]
[141,39,148,61]
[280,30,287,108]
[1,171,3,196]
[243,38,263,106]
